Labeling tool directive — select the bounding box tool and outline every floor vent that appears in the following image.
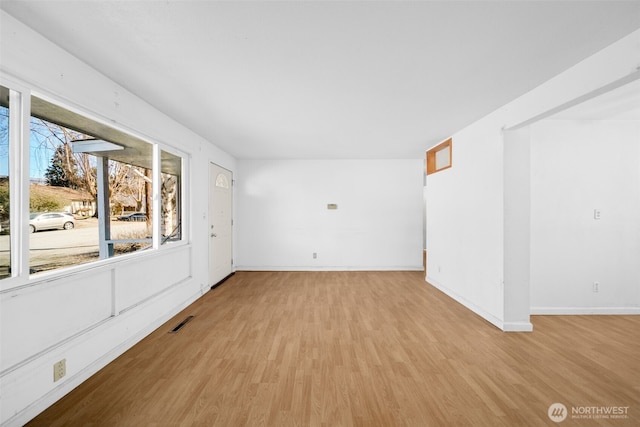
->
[169,315,194,333]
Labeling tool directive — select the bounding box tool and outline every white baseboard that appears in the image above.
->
[235,265,424,272]
[502,321,534,332]
[531,307,640,315]
[425,276,518,331]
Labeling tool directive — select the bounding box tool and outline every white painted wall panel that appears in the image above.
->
[1,278,200,426]
[236,159,424,270]
[426,123,505,326]
[530,119,640,312]
[1,269,112,370]
[115,247,191,312]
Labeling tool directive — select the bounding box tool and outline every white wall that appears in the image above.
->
[503,127,532,329]
[0,11,235,426]
[426,123,506,327]
[530,119,640,313]
[236,159,424,270]
[426,28,640,331]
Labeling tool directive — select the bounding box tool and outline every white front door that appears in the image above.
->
[209,163,233,286]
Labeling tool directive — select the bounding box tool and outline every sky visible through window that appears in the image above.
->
[0,116,59,179]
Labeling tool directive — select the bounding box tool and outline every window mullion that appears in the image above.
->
[11,87,30,280]
[152,144,161,249]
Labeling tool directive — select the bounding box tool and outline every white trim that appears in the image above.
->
[152,144,161,250]
[0,242,189,295]
[426,277,533,332]
[181,153,190,246]
[11,85,28,281]
[0,78,33,290]
[531,307,640,315]
[502,321,534,332]
[426,276,505,330]
[506,70,640,131]
[236,266,425,272]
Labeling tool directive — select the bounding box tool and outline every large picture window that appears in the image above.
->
[26,95,184,274]
[0,84,186,283]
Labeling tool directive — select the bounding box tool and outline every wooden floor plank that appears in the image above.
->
[27,271,640,426]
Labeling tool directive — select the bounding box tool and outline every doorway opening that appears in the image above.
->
[504,75,640,319]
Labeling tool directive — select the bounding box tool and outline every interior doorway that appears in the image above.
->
[209,163,233,287]
[504,76,640,318]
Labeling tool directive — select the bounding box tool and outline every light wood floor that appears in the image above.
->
[28,271,639,426]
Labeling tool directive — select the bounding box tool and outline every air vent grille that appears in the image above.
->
[169,315,194,333]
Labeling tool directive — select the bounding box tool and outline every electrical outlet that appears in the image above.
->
[593,282,599,293]
[313,252,317,259]
[53,359,66,382]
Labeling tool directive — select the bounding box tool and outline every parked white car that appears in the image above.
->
[29,212,76,233]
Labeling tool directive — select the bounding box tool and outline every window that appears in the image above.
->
[426,138,452,175]
[0,86,11,279]
[27,95,185,274]
[29,112,100,272]
[0,83,187,283]
[161,150,182,244]
[215,173,229,189]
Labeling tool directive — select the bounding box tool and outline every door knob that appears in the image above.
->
[211,233,217,237]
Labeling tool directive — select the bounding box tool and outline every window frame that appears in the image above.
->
[0,78,32,289]
[160,147,187,246]
[426,138,452,175]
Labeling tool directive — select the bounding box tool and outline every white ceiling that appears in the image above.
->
[1,1,639,159]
